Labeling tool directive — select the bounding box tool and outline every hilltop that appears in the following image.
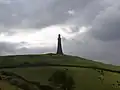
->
[0,53,119,70]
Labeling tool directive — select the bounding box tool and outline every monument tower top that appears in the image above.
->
[56,34,63,55]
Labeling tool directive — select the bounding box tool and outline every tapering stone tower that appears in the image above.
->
[56,34,63,55]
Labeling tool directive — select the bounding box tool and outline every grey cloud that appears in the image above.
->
[15,47,56,55]
[0,0,53,29]
[0,42,18,55]
[0,0,100,30]
[64,0,105,26]
[63,34,120,65]
[0,41,56,56]
[89,1,120,41]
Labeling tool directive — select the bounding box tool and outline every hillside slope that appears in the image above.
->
[0,53,120,90]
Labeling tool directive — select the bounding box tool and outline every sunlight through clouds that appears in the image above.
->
[0,25,89,48]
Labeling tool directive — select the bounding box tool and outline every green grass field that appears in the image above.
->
[0,53,120,90]
[1,67,120,90]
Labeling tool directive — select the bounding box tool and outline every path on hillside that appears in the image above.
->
[0,63,120,73]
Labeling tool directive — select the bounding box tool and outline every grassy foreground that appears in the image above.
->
[0,53,120,90]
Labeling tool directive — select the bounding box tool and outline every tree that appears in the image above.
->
[65,75,75,90]
[48,69,75,90]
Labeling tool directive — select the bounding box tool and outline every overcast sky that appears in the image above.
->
[0,0,120,65]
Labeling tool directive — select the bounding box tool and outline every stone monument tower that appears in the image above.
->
[56,34,63,55]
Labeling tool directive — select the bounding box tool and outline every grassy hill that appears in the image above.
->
[0,53,120,90]
[0,53,117,67]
